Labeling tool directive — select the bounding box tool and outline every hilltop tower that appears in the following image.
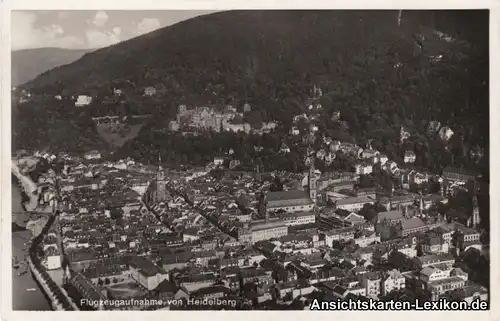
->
[156,152,166,202]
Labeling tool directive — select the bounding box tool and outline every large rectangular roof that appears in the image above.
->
[267,190,313,207]
[377,210,404,223]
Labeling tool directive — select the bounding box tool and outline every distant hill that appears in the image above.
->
[22,11,424,96]
[13,10,488,174]
[11,47,92,86]
[20,11,487,95]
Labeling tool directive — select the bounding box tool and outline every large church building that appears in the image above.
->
[238,158,318,244]
[143,154,169,206]
[265,160,317,213]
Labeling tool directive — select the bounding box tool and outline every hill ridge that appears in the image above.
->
[12,10,488,178]
[12,47,93,86]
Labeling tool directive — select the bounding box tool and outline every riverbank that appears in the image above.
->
[12,159,38,212]
[11,164,50,237]
[12,183,51,311]
[12,180,30,229]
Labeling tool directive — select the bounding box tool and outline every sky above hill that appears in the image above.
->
[11,10,216,51]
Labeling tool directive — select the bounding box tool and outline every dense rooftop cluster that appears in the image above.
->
[20,135,488,310]
[13,9,488,311]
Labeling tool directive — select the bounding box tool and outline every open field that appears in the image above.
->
[96,123,144,148]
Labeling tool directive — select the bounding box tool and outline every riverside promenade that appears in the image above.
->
[26,214,79,311]
[11,160,38,212]
[11,158,79,311]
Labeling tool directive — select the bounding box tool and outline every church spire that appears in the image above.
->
[155,151,166,202]
[472,193,480,229]
[257,191,268,220]
[307,149,317,204]
[158,152,163,171]
[419,193,424,214]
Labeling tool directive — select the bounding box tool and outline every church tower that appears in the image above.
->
[439,178,445,196]
[472,182,480,228]
[156,153,166,202]
[258,191,268,220]
[308,158,317,203]
[419,193,424,215]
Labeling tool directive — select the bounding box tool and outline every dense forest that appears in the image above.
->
[13,10,489,179]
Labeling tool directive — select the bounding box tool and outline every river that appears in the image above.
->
[12,182,51,311]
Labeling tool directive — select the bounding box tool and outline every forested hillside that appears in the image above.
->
[13,10,488,178]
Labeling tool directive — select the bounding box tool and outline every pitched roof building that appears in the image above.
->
[266,190,314,213]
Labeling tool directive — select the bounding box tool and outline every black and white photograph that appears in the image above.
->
[4,4,495,315]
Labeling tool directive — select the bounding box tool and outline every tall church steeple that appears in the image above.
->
[157,152,163,173]
[419,193,424,215]
[438,177,445,196]
[471,181,480,228]
[308,155,317,203]
[258,191,268,221]
[156,152,166,202]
